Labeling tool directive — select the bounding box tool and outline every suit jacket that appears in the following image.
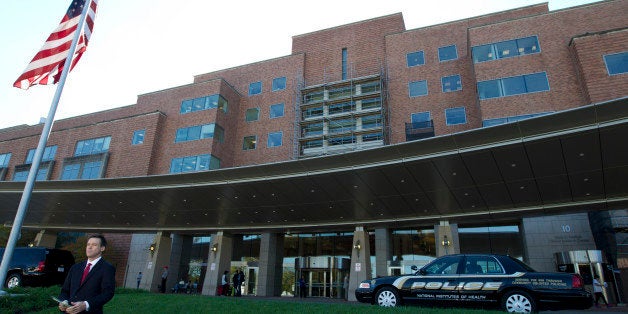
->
[59,259,116,314]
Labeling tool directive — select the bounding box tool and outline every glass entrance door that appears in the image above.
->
[306,270,327,297]
[295,257,349,298]
[246,267,258,295]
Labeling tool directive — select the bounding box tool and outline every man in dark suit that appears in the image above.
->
[58,234,116,314]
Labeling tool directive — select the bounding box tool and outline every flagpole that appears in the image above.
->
[0,0,93,293]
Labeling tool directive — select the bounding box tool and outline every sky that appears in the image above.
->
[0,0,602,129]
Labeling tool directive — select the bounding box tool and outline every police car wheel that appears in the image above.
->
[502,290,537,313]
[375,287,400,307]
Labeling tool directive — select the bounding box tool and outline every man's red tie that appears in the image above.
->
[81,263,92,284]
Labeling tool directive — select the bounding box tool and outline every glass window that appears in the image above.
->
[363,132,382,142]
[483,117,508,127]
[423,255,462,275]
[180,94,228,114]
[304,90,324,103]
[483,112,552,127]
[464,256,504,274]
[81,161,103,179]
[516,36,540,55]
[409,80,428,97]
[361,98,381,110]
[360,81,380,94]
[303,140,323,149]
[0,153,10,167]
[270,103,284,118]
[170,154,220,173]
[604,52,628,75]
[472,36,540,63]
[248,81,262,96]
[438,45,458,62]
[441,74,462,92]
[495,40,518,59]
[477,72,549,99]
[361,115,382,129]
[60,159,105,180]
[303,106,323,119]
[472,44,494,63]
[329,135,355,146]
[132,130,145,145]
[303,123,323,136]
[445,107,467,125]
[246,108,260,122]
[477,80,502,99]
[61,164,81,180]
[13,168,48,181]
[328,86,352,100]
[407,51,425,67]
[523,72,550,93]
[25,146,57,163]
[501,75,527,96]
[267,132,283,147]
[12,170,28,182]
[175,123,217,143]
[328,118,355,134]
[243,136,257,150]
[272,77,287,91]
[411,112,431,123]
[329,101,353,115]
[74,136,111,156]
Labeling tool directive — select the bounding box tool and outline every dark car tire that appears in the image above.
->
[375,287,401,307]
[501,290,537,313]
[6,273,22,289]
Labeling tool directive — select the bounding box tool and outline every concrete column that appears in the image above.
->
[142,232,172,292]
[123,233,154,289]
[32,230,57,248]
[435,221,459,256]
[257,232,284,296]
[348,226,371,302]
[201,232,233,295]
[374,228,391,277]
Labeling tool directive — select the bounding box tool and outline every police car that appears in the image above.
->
[355,254,593,313]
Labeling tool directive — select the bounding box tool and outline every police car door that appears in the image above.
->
[458,255,504,304]
[410,255,463,303]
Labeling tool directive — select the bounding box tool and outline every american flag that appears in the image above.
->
[13,0,98,90]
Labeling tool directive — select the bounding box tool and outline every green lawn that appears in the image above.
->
[1,287,503,314]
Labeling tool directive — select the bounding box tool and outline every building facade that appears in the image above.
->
[0,0,627,302]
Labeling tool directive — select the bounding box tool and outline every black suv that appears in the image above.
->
[0,247,75,288]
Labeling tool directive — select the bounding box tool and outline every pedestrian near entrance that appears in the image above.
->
[160,266,168,293]
[239,270,246,295]
[343,274,349,300]
[233,269,245,296]
[221,270,230,296]
[593,275,609,307]
[136,271,142,289]
[298,276,307,298]
[232,270,240,296]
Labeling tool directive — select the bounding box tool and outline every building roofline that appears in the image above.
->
[292,12,404,40]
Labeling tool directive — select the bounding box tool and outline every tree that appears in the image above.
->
[0,226,39,248]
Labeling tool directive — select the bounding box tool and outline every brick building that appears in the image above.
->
[0,0,627,302]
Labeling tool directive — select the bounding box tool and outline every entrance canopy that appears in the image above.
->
[0,98,626,233]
